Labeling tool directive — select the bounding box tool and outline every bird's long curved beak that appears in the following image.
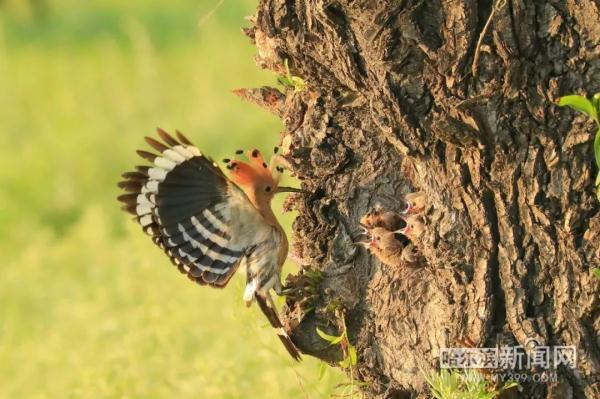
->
[276,186,308,194]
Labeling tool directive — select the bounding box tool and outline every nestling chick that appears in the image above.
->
[360,206,405,231]
[400,243,422,267]
[358,205,427,268]
[367,227,406,267]
[397,214,425,242]
[356,227,409,268]
[402,191,426,214]
[370,227,406,251]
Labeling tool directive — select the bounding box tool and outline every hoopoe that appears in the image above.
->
[118,128,303,361]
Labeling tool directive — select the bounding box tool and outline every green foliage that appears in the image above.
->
[0,1,346,398]
[423,369,518,399]
[316,327,346,345]
[316,313,357,370]
[316,311,364,398]
[595,132,600,177]
[594,268,600,280]
[558,92,600,200]
[558,95,599,124]
[277,59,307,93]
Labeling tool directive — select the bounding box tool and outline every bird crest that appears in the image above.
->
[225,148,284,190]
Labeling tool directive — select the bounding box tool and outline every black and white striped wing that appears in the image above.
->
[118,128,247,287]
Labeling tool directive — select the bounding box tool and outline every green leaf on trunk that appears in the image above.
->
[316,327,344,345]
[559,95,598,124]
[592,92,600,112]
[594,129,600,168]
[348,345,357,366]
[338,356,352,369]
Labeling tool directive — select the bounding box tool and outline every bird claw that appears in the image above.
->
[279,285,300,296]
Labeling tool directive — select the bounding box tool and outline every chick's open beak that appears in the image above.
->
[358,223,371,236]
[397,226,412,237]
[352,233,372,248]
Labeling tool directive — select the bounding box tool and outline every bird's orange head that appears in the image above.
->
[226,148,291,212]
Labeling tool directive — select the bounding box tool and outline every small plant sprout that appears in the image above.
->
[558,92,600,201]
[316,310,361,397]
[316,311,357,370]
[282,268,323,314]
[423,368,518,399]
[277,59,307,93]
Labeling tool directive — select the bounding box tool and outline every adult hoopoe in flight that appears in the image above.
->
[118,128,303,361]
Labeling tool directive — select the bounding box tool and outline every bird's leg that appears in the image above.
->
[279,274,319,297]
[273,278,284,296]
[276,278,303,297]
[278,284,303,296]
[265,291,279,312]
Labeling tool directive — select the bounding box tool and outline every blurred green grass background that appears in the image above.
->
[0,0,343,397]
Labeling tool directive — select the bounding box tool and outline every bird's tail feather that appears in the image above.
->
[255,293,302,361]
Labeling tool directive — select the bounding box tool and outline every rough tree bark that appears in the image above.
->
[238,1,599,398]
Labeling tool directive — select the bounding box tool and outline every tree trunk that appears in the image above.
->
[240,1,600,397]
